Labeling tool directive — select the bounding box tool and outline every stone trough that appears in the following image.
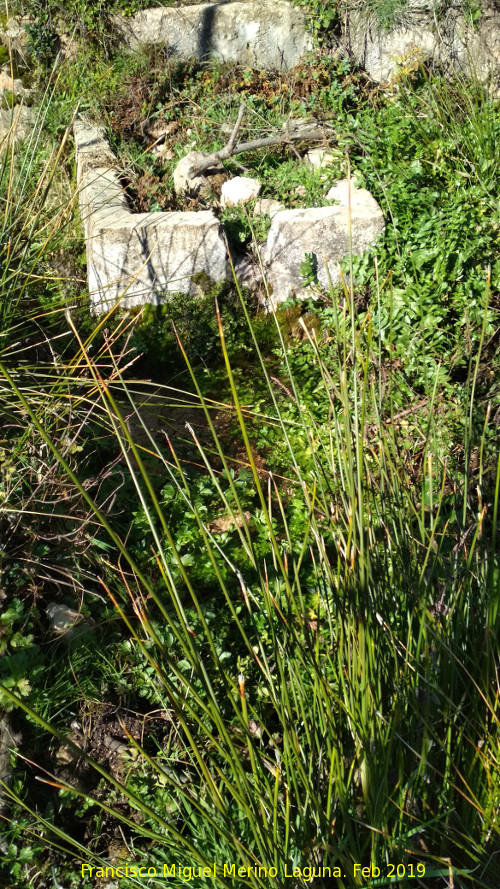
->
[74,116,385,313]
[73,1,385,313]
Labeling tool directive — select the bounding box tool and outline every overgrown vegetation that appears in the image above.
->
[0,4,499,889]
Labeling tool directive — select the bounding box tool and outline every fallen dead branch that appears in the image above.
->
[173,103,328,195]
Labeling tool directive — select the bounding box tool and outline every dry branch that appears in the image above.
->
[186,104,327,176]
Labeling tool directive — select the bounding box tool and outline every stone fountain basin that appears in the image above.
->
[74,117,385,314]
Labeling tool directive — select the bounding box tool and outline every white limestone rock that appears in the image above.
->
[221,176,261,207]
[262,181,385,305]
[111,1,313,71]
[343,1,500,91]
[305,149,337,170]
[173,151,212,197]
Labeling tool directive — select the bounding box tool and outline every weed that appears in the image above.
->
[21,0,150,60]
[291,0,340,45]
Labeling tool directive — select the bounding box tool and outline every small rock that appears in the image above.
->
[253,198,285,218]
[46,602,94,643]
[173,150,210,196]
[305,148,337,170]
[0,70,22,95]
[151,145,174,159]
[293,185,307,197]
[221,176,261,207]
[145,119,179,143]
[208,510,252,533]
[46,603,82,633]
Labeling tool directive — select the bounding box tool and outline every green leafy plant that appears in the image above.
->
[21,0,150,60]
[291,0,340,45]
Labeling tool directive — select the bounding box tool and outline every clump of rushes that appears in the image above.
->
[1,255,498,887]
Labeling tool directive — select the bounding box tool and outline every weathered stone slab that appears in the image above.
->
[86,207,228,312]
[262,179,385,305]
[74,119,120,180]
[112,1,313,70]
[343,0,500,90]
[74,118,229,313]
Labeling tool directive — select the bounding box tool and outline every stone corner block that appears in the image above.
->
[86,210,229,313]
[74,117,229,313]
[263,184,385,303]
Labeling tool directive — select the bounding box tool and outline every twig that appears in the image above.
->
[226,102,246,153]
[384,398,428,424]
[191,120,326,174]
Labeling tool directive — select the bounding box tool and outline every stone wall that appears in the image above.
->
[112,0,313,71]
[340,0,500,89]
[5,0,500,88]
